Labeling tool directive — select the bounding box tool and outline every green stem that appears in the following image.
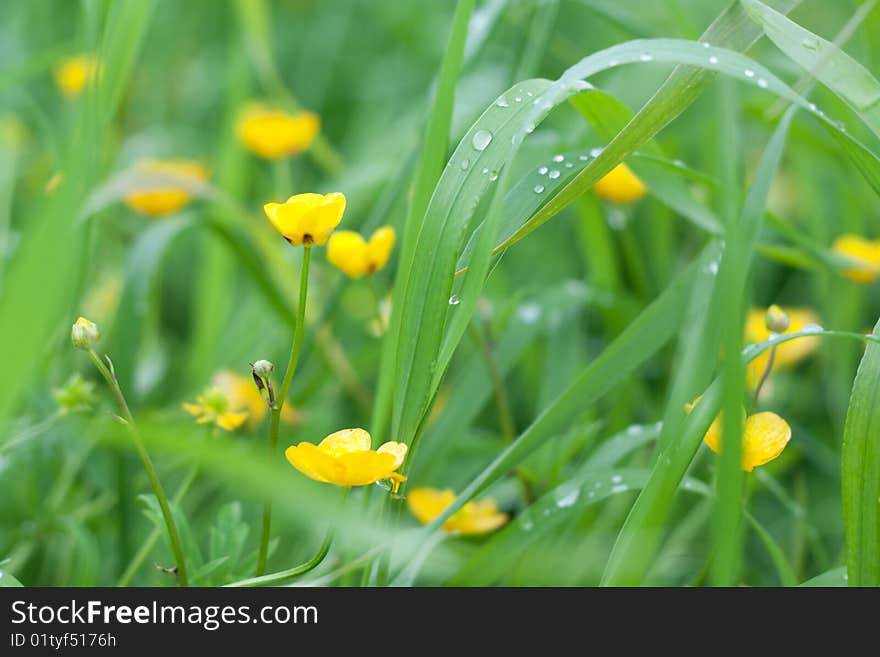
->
[87,350,189,587]
[255,246,311,576]
[752,345,776,405]
[231,531,332,587]
[117,464,199,586]
[366,276,385,336]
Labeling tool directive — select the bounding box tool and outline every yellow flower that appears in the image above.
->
[182,386,249,432]
[54,54,100,97]
[832,234,880,284]
[263,192,346,246]
[704,411,792,472]
[686,398,790,471]
[593,163,647,203]
[327,226,396,278]
[745,306,820,387]
[285,428,406,487]
[407,488,508,535]
[212,370,301,430]
[124,160,208,217]
[236,104,320,159]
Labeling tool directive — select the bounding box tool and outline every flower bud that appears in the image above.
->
[765,305,790,334]
[252,359,274,379]
[71,316,100,350]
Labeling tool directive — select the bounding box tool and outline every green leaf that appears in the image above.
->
[741,0,880,138]
[800,567,848,587]
[0,569,23,587]
[841,316,880,586]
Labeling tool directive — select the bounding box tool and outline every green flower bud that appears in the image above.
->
[71,316,100,350]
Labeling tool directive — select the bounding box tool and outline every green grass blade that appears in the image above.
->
[841,316,880,586]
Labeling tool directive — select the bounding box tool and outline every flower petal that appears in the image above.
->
[407,488,455,525]
[743,412,791,471]
[335,450,398,486]
[366,226,396,273]
[327,230,369,277]
[377,441,407,469]
[318,428,371,456]
[285,443,335,483]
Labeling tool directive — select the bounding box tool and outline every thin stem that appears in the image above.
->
[117,464,199,586]
[752,345,776,405]
[87,350,189,587]
[255,246,311,576]
[468,321,515,442]
[230,531,332,587]
[366,275,386,336]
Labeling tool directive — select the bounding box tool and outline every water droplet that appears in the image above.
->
[448,295,461,306]
[496,97,509,108]
[548,169,560,179]
[587,491,595,498]
[526,91,534,97]
[757,78,769,89]
[533,184,545,193]
[709,56,718,65]
[808,102,818,112]
[611,475,623,484]
[590,147,603,158]
[565,162,573,168]
[556,489,580,508]
[489,172,498,181]
[578,154,589,161]
[673,159,685,168]
[744,69,755,78]
[472,129,493,151]
[703,261,719,275]
[481,167,489,174]
[611,484,628,494]
[517,303,541,324]
[702,42,711,48]
[521,519,534,531]
[538,166,549,175]
[801,323,823,334]
[525,123,535,134]
[640,53,653,62]
[553,154,564,162]
[460,158,470,170]
[514,96,523,103]
[802,37,820,51]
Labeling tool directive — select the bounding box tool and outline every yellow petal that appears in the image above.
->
[366,226,396,273]
[217,411,249,432]
[376,441,407,469]
[237,105,320,159]
[593,163,647,204]
[742,412,791,471]
[318,428,371,456]
[123,160,208,217]
[285,443,335,483]
[335,450,398,486]
[832,234,880,284]
[451,499,509,535]
[327,231,370,277]
[182,402,204,418]
[744,306,820,387]
[407,488,456,525]
[263,192,346,246]
[54,54,100,97]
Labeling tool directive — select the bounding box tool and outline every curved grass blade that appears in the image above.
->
[841,316,880,586]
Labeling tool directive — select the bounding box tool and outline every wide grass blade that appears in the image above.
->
[841,317,880,586]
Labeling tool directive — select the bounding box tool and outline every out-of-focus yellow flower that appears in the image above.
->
[182,386,249,432]
[124,159,208,217]
[236,104,320,159]
[212,370,301,430]
[327,226,396,278]
[686,398,791,471]
[0,114,28,151]
[832,234,880,284]
[285,428,406,488]
[263,192,345,246]
[407,488,508,535]
[745,306,820,387]
[54,54,100,97]
[593,163,647,203]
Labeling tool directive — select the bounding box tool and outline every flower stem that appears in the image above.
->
[87,350,189,586]
[255,246,311,576]
[752,345,776,405]
[232,531,332,587]
[366,276,385,336]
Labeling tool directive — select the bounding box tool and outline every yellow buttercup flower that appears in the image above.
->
[263,192,346,246]
[686,398,791,471]
[327,226,396,278]
[832,234,880,284]
[54,54,100,97]
[182,386,249,432]
[593,163,647,203]
[745,306,820,387]
[703,411,792,472]
[212,370,301,430]
[407,488,508,535]
[285,428,406,488]
[124,159,208,217]
[236,104,320,159]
